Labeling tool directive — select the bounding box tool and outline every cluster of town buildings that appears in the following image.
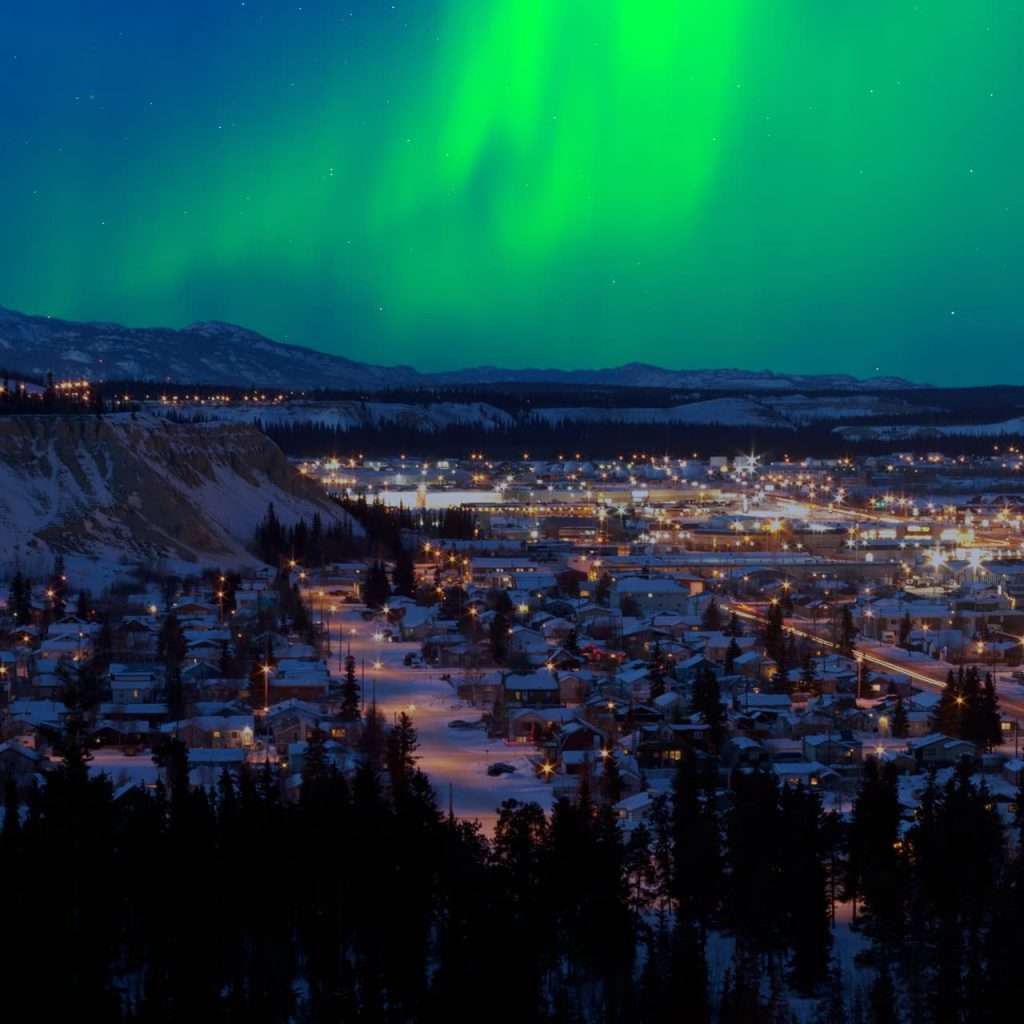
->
[2,447,1023,831]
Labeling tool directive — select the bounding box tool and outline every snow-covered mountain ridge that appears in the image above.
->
[0,306,922,392]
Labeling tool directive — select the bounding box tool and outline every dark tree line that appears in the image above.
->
[259,417,1024,462]
[6,728,1020,1021]
[932,666,1002,750]
[337,495,477,548]
[253,503,362,566]
[843,758,1021,1021]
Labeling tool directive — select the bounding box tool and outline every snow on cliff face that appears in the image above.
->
[0,414,357,576]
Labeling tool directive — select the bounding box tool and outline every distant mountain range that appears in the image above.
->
[0,305,922,392]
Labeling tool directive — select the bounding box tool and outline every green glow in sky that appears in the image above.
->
[1,1,1020,382]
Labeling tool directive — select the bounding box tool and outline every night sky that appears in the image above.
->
[2,2,1020,382]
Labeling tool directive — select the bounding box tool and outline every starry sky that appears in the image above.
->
[2,2,1021,382]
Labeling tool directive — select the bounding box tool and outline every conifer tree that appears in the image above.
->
[837,604,857,656]
[932,669,963,736]
[844,758,906,948]
[761,601,787,665]
[724,637,741,674]
[801,656,820,695]
[363,560,391,609]
[891,696,909,739]
[489,610,510,663]
[8,571,32,625]
[386,712,419,792]
[600,751,624,805]
[979,671,1002,750]
[898,612,912,650]
[301,727,331,798]
[867,964,899,1024]
[158,612,188,722]
[393,546,416,598]
[691,665,725,750]
[340,654,361,721]
[701,597,721,631]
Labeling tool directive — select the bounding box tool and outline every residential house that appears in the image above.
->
[502,669,561,708]
[773,761,840,789]
[611,577,694,616]
[802,732,863,766]
[908,733,977,767]
[507,627,550,668]
[270,659,332,701]
[108,664,162,704]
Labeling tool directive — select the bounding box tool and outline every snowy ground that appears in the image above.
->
[330,605,554,832]
[88,750,160,789]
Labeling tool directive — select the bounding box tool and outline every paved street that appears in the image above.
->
[727,601,1024,723]
[327,606,554,832]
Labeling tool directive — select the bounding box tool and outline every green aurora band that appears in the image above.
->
[1,1,1020,382]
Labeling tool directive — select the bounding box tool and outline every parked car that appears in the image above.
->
[487,762,516,777]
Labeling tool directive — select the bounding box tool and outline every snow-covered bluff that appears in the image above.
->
[0,413,357,576]
[171,393,933,432]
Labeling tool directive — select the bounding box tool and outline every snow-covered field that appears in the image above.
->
[837,416,1024,440]
[531,398,785,427]
[173,400,517,432]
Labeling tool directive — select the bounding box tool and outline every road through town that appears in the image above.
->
[328,606,553,832]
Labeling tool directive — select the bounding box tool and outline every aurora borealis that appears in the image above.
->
[2,2,1020,383]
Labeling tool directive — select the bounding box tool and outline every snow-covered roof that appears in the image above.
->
[504,670,560,691]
